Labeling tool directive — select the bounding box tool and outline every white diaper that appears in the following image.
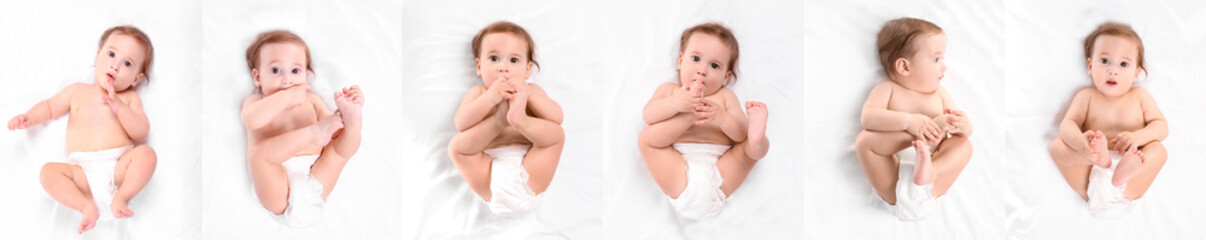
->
[272,155,325,227]
[484,145,542,216]
[883,146,936,221]
[668,143,731,220]
[1087,153,1133,219]
[67,145,132,221]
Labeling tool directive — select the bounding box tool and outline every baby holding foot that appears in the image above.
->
[7,26,157,234]
[448,21,565,216]
[854,18,973,220]
[240,30,363,227]
[637,22,770,219]
[1048,22,1167,219]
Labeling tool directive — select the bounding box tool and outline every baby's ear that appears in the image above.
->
[894,58,910,77]
[134,73,145,86]
[251,69,261,85]
[474,58,482,76]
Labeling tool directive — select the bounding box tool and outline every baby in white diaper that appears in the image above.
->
[853,18,974,220]
[240,30,363,227]
[637,22,770,220]
[1048,22,1168,218]
[8,26,158,234]
[448,21,565,216]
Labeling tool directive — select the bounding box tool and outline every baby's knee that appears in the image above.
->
[854,131,873,151]
[132,145,158,163]
[259,198,288,215]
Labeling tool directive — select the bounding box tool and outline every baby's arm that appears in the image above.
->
[109,92,150,142]
[643,82,698,125]
[938,88,972,137]
[8,83,76,130]
[1114,88,1168,152]
[240,85,310,131]
[455,82,510,131]
[709,89,748,142]
[524,84,563,124]
[1057,89,1094,154]
[860,82,941,141]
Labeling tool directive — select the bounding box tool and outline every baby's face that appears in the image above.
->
[476,33,532,86]
[93,34,147,92]
[899,33,946,93]
[677,33,732,96]
[252,42,309,95]
[1087,35,1140,97]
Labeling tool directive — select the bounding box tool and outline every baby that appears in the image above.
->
[1048,22,1167,218]
[240,30,363,227]
[854,18,973,220]
[7,25,157,234]
[637,22,770,220]
[448,21,565,216]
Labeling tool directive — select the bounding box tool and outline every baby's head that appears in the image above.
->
[95,25,153,92]
[877,18,946,93]
[472,21,538,87]
[245,30,312,95]
[1083,22,1145,97]
[677,22,739,96]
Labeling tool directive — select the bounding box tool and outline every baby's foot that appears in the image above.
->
[334,91,362,127]
[745,101,768,146]
[112,196,133,218]
[912,140,934,185]
[1085,131,1111,168]
[311,113,344,146]
[1112,148,1145,187]
[506,88,531,129]
[79,203,98,234]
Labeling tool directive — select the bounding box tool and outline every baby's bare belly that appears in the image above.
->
[676,126,733,146]
[487,127,533,149]
[65,116,133,152]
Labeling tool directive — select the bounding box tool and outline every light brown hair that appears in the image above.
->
[471,21,539,69]
[679,22,740,82]
[99,25,154,85]
[1083,22,1146,73]
[245,30,312,73]
[876,17,943,80]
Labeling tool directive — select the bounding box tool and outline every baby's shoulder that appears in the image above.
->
[241,94,265,106]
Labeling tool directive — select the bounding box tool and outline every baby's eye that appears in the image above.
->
[710,63,720,69]
[271,67,280,74]
[1120,61,1129,68]
[510,57,519,63]
[692,56,701,62]
[934,57,941,63]
[1100,58,1108,64]
[108,51,115,57]
[123,60,132,67]
[489,56,499,62]
[291,68,301,74]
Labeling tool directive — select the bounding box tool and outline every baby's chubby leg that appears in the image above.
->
[310,87,365,199]
[854,130,913,205]
[638,113,696,198]
[39,163,99,233]
[1119,141,1166,200]
[249,114,343,214]
[449,106,508,201]
[929,135,972,197]
[506,90,564,194]
[714,102,771,196]
[111,144,157,218]
[1049,138,1093,201]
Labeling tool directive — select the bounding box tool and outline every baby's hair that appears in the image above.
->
[471,21,539,69]
[245,30,313,74]
[99,25,154,85]
[1083,22,1146,73]
[679,22,740,82]
[876,17,943,80]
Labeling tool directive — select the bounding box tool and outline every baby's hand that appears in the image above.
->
[485,77,515,104]
[8,114,29,130]
[1111,131,1142,154]
[943,109,970,135]
[509,79,530,101]
[907,114,941,143]
[672,79,705,112]
[693,98,726,126]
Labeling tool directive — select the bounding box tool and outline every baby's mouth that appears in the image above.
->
[1106,79,1118,87]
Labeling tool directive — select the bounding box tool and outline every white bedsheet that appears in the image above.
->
[401,1,803,239]
[199,0,404,239]
[805,0,1206,239]
[0,1,202,239]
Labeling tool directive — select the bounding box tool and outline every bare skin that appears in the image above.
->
[448,32,564,203]
[638,33,770,200]
[854,33,974,205]
[1049,35,1167,201]
[8,34,157,234]
[241,42,363,215]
